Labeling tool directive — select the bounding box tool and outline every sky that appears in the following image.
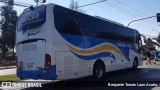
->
[2,0,160,39]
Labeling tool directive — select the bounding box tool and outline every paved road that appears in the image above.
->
[1,60,160,90]
[0,66,16,70]
[35,60,160,90]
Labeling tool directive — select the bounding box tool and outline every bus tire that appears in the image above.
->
[20,77,25,80]
[132,58,138,70]
[92,60,105,80]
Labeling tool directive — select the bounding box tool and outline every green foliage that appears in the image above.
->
[146,38,153,47]
[69,0,78,10]
[152,33,160,48]
[145,37,159,49]
[0,74,20,81]
[0,0,18,58]
[156,34,160,43]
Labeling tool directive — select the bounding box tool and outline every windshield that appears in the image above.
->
[17,5,46,31]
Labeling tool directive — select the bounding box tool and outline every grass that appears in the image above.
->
[0,74,20,82]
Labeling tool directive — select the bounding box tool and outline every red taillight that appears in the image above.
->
[37,67,44,70]
[44,54,51,69]
[16,56,18,68]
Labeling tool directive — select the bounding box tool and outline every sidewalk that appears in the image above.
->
[0,66,16,70]
[0,68,16,76]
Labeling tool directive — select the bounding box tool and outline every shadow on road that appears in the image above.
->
[21,67,160,90]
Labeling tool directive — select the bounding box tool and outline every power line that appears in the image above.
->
[76,0,142,19]
[14,1,33,6]
[114,0,157,26]
[77,0,107,8]
[77,0,144,25]
[107,1,141,17]
[103,1,139,18]
[115,0,145,16]
[13,3,31,7]
[102,1,149,28]
[0,1,33,7]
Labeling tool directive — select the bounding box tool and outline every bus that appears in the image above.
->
[16,3,144,80]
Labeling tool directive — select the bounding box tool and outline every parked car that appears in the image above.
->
[150,50,156,59]
[155,51,160,61]
[142,50,156,60]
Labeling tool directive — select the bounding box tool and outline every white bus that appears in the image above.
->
[16,3,143,80]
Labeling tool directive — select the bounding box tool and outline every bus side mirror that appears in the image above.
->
[144,39,146,44]
[140,34,146,44]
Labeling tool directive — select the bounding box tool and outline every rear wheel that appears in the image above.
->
[132,59,138,70]
[20,77,25,80]
[92,61,105,80]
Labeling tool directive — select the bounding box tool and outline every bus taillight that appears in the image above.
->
[44,54,51,69]
[16,56,18,68]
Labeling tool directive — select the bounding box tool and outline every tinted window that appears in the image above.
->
[54,5,135,42]
[18,5,46,30]
[54,6,82,35]
[74,11,135,42]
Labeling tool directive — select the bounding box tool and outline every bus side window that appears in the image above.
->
[54,10,82,36]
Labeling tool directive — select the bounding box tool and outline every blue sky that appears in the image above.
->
[5,0,160,38]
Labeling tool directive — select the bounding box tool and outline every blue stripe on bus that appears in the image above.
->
[17,65,56,80]
[60,33,135,61]
[60,33,135,49]
[70,50,115,60]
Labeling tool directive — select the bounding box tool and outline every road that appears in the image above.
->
[1,60,160,90]
[35,60,160,90]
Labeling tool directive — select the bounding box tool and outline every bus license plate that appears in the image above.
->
[27,63,33,69]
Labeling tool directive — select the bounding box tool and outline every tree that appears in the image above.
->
[152,33,160,49]
[146,38,153,47]
[69,0,85,13]
[0,0,18,59]
[152,33,160,43]
[145,37,157,50]
[152,33,160,48]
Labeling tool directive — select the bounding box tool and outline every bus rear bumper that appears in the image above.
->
[17,65,56,80]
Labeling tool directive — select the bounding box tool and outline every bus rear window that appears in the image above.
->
[17,5,46,30]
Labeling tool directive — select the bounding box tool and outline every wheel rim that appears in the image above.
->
[95,66,103,78]
[134,60,137,68]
